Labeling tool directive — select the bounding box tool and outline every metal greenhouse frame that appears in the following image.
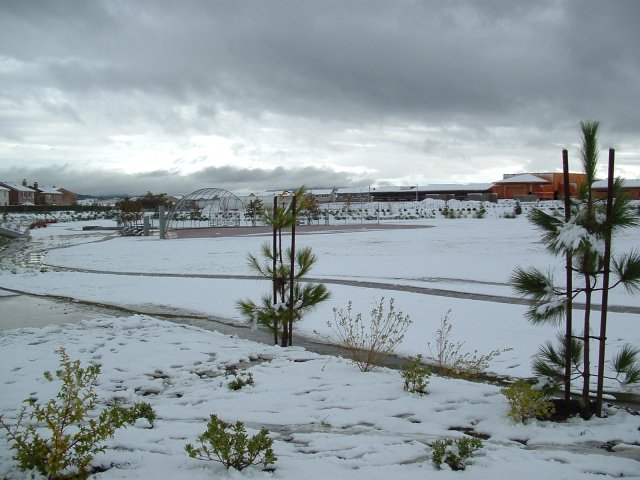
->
[166,188,246,234]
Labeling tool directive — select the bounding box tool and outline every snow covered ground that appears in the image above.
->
[1,202,639,478]
[4,204,640,382]
[1,316,639,479]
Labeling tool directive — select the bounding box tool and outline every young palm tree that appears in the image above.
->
[511,121,640,416]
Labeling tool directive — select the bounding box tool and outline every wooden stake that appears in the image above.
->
[288,195,297,346]
[562,149,573,405]
[272,196,278,345]
[595,149,615,416]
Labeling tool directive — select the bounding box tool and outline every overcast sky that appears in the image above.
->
[1,1,639,196]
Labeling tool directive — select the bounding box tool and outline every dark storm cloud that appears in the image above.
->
[1,0,639,186]
[5,0,638,121]
[0,164,365,197]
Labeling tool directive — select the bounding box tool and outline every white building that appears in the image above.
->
[0,186,8,206]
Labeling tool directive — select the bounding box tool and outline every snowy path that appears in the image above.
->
[40,262,640,315]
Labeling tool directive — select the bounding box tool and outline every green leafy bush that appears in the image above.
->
[400,354,431,395]
[431,437,483,471]
[127,401,157,426]
[225,370,254,391]
[185,414,276,471]
[501,380,555,424]
[0,348,146,479]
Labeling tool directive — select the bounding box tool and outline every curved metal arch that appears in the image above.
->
[166,187,246,233]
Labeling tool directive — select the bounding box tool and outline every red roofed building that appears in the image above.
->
[491,172,588,200]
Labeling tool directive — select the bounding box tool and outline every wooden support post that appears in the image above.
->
[595,149,615,416]
[288,195,297,346]
[562,149,573,405]
[272,196,278,345]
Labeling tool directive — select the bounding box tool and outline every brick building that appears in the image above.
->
[0,180,36,205]
[491,172,588,200]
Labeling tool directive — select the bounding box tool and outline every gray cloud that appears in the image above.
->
[1,0,639,189]
[0,164,368,197]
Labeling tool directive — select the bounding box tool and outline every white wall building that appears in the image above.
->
[0,186,8,206]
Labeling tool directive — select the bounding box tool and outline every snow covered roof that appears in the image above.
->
[308,189,334,195]
[38,186,63,195]
[375,185,417,192]
[418,183,494,192]
[495,174,549,184]
[252,190,290,197]
[0,182,35,192]
[592,178,640,189]
[336,187,370,194]
[375,184,494,193]
[337,184,494,194]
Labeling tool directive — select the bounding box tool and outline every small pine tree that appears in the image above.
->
[514,200,523,216]
[511,122,640,416]
[237,187,330,346]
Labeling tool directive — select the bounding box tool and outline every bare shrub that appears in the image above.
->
[428,310,511,379]
[326,298,412,372]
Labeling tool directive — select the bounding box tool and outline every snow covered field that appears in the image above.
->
[4,203,640,381]
[1,202,639,478]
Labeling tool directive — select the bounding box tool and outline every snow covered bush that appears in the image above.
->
[514,200,523,216]
[473,203,487,219]
[185,414,276,471]
[0,348,146,479]
[501,380,555,424]
[326,297,412,372]
[128,401,156,427]
[431,437,483,471]
[225,370,254,391]
[400,354,431,394]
